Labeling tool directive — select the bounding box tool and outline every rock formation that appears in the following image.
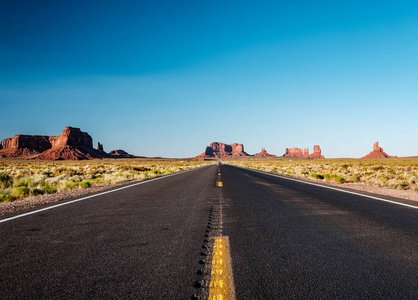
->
[283,145,324,159]
[254,148,277,158]
[309,145,325,159]
[36,127,109,160]
[97,142,104,152]
[361,142,397,159]
[196,142,249,158]
[0,135,52,157]
[0,127,112,160]
[109,149,141,158]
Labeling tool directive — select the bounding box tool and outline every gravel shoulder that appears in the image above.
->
[319,180,418,202]
[0,180,138,216]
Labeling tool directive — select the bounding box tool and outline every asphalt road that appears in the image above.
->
[0,164,417,299]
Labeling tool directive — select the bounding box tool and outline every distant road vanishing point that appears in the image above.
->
[0,164,417,299]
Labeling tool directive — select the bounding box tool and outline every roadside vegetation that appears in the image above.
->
[226,158,418,192]
[0,159,212,204]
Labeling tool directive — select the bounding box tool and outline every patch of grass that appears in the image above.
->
[11,186,30,198]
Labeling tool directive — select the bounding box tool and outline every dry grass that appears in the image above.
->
[0,158,212,203]
[225,158,418,192]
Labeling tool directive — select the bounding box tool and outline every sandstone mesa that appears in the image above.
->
[283,145,325,159]
[196,142,250,159]
[0,127,137,160]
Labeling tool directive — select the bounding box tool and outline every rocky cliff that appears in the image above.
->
[283,145,324,159]
[0,135,52,157]
[196,142,249,158]
[361,142,397,159]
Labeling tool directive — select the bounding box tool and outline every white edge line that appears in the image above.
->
[232,165,418,210]
[0,166,210,224]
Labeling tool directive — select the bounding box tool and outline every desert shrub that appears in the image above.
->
[0,172,11,190]
[330,175,345,184]
[62,181,77,191]
[31,188,45,196]
[345,175,360,183]
[11,186,30,198]
[68,175,83,182]
[387,179,409,190]
[132,167,151,172]
[408,176,416,185]
[371,166,384,171]
[323,174,331,181]
[0,194,15,203]
[311,174,324,180]
[42,185,57,194]
[13,177,32,188]
[79,181,91,189]
[32,174,47,187]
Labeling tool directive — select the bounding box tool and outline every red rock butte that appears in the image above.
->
[196,142,250,159]
[283,145,325,159]
[0,127,137,160]
[361,142,397,159]
[254,148,277,158]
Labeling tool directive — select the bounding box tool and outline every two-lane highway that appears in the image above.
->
[0,163,417,299]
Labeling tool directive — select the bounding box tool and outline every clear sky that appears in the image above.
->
[1,0,418,158]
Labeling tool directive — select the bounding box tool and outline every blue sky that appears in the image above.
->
[1,0,418,158]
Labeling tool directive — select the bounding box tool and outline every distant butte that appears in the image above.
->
[196,142,249,159]
[109,149,143,159]
[361,142,397,159]
[254,148,277,158]
[283,145,325,159]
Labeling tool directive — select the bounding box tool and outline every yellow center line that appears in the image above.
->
[209,236,236,300]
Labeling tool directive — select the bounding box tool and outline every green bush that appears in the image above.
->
[311,173,324,180]
[42,185,57,194]
[63,181,77,191]
[11,186,30,198]
[0,172,11,189]
[13,177,32,188]
[330,175,346,184]
[31,188,45,196]
[0,194,15,203]
[323,174,331,181]
[79,181,91,189]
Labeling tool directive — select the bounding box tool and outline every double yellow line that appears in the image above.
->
[209,237,235,300]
